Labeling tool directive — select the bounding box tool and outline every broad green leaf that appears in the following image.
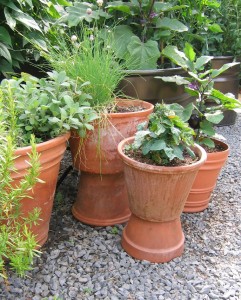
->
[13,12,42,32]
[110,25,135,59]
[200,137,215,148]
[200,119,215,137]
[156,17,188,32]
[195,56,213,70]
[126,37,160,70]
[106,3,131,14]
[0,42,12,63]
[156,75,190,85]
[4,8,16,30]
[184,87,199,97]
[182,103,194,122]
[150,140,166,151]
[211,89,241,109]
[162,46,189,70]
[208,23,223,33]
[211,62,240,78]
[0,27,12,47]
[205,112,224,124]
[49,117,61,123]
[184,42,196,62]
[154,2,172,11]
[172,146,184,160]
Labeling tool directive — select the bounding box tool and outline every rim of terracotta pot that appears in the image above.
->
[107,98,154,119]
[118,136,207,174]
[124,67,184,76]
[207,138,230,158]
[14,132,70,155]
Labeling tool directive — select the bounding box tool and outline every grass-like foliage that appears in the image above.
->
[42,26,127,111]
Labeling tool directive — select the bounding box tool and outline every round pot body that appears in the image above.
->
[211,56,240,126]
[70,99,154,226]
[118,68,193,107]
[12,133,70,246]
[184,139,229,213]
[117,137,207,263]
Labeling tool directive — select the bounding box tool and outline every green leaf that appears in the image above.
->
[162,46,189,70]
[49,117,61,123]
[13,12,42,32]
[150,140,166,151]
[126,37,160,69]
[4,8,16,30]
[195,56,213,70]
[156,75,190,85]
[106,3,131,14]
[182,103,194,122]
[210,89,241,109]
[211,62,240,78]
[208,23,223,33]
[0,27,12,47]
[156,17,188,32]
[0,42,12,63]
[184,42,196,62]
[205,112,224,124]
[200,138,215,148]
[200,119,215,137]
[110,25,135,59]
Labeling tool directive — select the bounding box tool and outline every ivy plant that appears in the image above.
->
[157,43,241,148]
[128,103,196,165]
[1,71,98,147]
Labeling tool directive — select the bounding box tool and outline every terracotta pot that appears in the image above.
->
[117,137,207,263]
[118,68,193,107]
[184,139,229,213]
[12,133,70,246]
[69,99,154,226]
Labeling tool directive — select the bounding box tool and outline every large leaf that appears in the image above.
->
[106,2,132,14]
[156,17,188,32]
[126,37,160,70]
[13,12,42,32]
[110,25,135,59]
[210,89,241,109]
[0,27,12,47]
[184,43,195,62]
[4,8,16,30]
[156,75,190,85]
[195,56,213,70]
[0,42,12,63]
[200,119,215,137]
[205,111,224,124]
[211,62,240,79]
[208,23,223,33]
[162,46,189,70]
[150,140,166,151]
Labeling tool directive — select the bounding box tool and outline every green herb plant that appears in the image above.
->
[0,92,42,278]
[157,43,241,148]
[41,26,127,112]
[128,103,196,166]
[1,70,98,147]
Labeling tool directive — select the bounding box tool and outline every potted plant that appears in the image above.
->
[117,103,207,262]
[158,43,241,212]
[0,70,97,246]
[58,0,193,106]
[174,0,240,125]
[41,26,154,226]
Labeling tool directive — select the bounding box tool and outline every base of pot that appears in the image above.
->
[183,187,213,213]
[121,214,184,263]
[72,171,131,226]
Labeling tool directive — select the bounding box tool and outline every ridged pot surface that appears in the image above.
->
[69,99,154,173]
[184,139,229,213]
[118,137,207,222]
[12,133,70,246]
[118,137,207,262]
[118,68,193,107]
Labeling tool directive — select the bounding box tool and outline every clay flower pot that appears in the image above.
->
[184,139,229,213]
[13,133,70,246]
[69,99,154,226]
[117,137,207,263]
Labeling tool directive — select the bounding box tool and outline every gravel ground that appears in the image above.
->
[0,112,241,300]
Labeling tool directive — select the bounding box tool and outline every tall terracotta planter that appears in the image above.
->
[117,137,207,263]
[13,133,70,246]
[69,99,154,226]
[184,139,229,213]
